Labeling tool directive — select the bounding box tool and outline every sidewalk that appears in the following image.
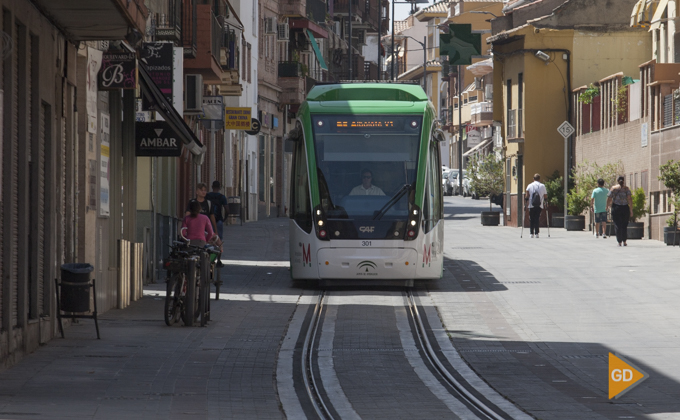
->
[0,218,293,420]
[432,196,680,419]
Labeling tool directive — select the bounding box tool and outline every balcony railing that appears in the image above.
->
[278,61,303,77]
[182,0,197,57]
[364,61,378,80]
[155,0,182,43]
[221,28,239,71]
[210,12,222,63]
[507,109,516,139]
[470,102,493,115]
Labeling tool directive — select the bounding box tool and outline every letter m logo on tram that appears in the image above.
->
[302,243,312,267]
[423,244,431,267]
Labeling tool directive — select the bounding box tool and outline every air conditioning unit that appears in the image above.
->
[265,17,276,34]
[277,23,289,40]
[184,74,204,114]
[485,84,493,100]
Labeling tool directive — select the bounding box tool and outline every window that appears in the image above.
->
[422,135,442,233]
[291,136,312,233]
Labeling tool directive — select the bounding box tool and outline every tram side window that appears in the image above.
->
[291,139,313,233]
[422,140,442,233]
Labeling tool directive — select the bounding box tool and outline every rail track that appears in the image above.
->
[298,289,513,420]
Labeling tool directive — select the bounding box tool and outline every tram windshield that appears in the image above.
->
[311,115,422,223]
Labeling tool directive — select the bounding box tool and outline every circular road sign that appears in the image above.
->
[245,118,261,135]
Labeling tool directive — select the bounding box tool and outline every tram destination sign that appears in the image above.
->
[135,121,182,156]
[315,116,422,133]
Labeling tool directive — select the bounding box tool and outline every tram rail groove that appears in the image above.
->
[302,291,335,420]
[406,290,508,420]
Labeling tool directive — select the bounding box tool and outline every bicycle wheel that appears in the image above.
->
[183,261,199,326]
[198,272,207,327]
[164,272,183,326]
[214,265,220,300]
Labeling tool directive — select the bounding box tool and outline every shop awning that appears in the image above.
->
[462,138,493,157]
[307,30,328,71]
[650,0,669,30]
[138,63,204,156]
[631,0,659,28]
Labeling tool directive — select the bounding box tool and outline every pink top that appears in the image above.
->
[182,214,214,242]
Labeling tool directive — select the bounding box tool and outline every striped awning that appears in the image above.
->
[631,0,659,28]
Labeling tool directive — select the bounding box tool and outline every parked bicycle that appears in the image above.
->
[163,240,221,327]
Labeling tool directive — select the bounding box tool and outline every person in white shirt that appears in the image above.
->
[524,173,547,238]
[349,169,385,196]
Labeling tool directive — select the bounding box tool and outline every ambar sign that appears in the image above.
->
[136,121,183,157]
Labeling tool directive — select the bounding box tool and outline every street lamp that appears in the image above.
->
[391,0,429,80]
[402,35,427,91]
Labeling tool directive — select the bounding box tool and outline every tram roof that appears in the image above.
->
[305,82,428,103]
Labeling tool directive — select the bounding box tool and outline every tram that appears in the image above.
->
[287,82,445,286]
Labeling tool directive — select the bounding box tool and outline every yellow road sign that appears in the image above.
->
[225,107,252,130]
[609,352,649,399]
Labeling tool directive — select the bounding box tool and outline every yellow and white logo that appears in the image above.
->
[609,352,648,399]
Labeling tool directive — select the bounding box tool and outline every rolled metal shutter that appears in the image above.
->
[37,104,45,314]
[10,24,18,328]
[0,12,5,327]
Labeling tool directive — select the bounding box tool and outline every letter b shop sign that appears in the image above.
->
[135,121,182,157]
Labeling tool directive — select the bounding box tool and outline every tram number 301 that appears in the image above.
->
[361,241,372,247]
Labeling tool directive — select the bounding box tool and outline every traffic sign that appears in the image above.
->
[557,121,575,139]
[609,352,649,399]
[245,118,261,136]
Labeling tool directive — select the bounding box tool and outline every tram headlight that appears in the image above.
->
[410,220,416,226]
[318,220,324,226]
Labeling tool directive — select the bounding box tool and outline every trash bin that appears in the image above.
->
[227,196,241,216]
[60,263,94,313]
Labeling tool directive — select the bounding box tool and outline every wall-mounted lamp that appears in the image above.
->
[535,50,550,63]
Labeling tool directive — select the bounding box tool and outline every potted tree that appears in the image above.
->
[658,160,680,245]
[545,171,564,228]
[468,154,504,226]
[627,187,647,239]
[565,189,589,230]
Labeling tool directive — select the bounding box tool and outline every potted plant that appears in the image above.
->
[545,171,565,228]
[468,154,504,226]
[627,187,647,239]
[658,160,680,245]
[565,189,589,231]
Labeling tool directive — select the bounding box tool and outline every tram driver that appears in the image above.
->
[349,169,386,196]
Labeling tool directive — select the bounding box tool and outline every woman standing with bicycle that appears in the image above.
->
[182,199,220,247]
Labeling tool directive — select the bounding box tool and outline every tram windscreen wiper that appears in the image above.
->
[373,184,412,220]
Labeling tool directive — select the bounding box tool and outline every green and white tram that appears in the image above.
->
[287,82,444,286]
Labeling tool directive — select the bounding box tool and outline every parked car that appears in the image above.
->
[447,170,470,196]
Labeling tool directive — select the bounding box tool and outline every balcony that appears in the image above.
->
[155,0,182,43]
[281,0,307,17]
[184,5,224,83]
[182,0,197,57]
[280,76,306,105]
[278,61,304,78]
[29,0,148,41]
[470,102,493,126]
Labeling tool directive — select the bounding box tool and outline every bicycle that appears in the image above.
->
[163,241,201,327]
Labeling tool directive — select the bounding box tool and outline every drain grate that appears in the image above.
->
[561,354,607,359]
[494,281,541,284]
[459,349,531,353]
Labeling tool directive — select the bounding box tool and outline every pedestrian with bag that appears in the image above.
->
[206,181,228,267]
[525,173,547,238]
[590,178,609,238]
[606,176,633,246]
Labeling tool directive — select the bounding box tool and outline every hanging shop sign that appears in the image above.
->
[225,107,252,129]
[135,121,183,157]
[201,96,224,122]
[245,118,261,136]
[99,52,138,90]
[141,42,173,109]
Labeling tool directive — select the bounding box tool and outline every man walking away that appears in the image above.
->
[206,181,228,267]
[525,174,547,238]
[591,178,609,238]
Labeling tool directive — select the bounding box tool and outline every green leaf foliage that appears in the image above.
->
[658,160,680,228]
[567,188,590,216]
[545,170,564,210]
[630,187,647,222]
[578,84,600,105]
[468,153,504,211]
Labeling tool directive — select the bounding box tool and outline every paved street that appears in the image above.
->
[0,197,678,419]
